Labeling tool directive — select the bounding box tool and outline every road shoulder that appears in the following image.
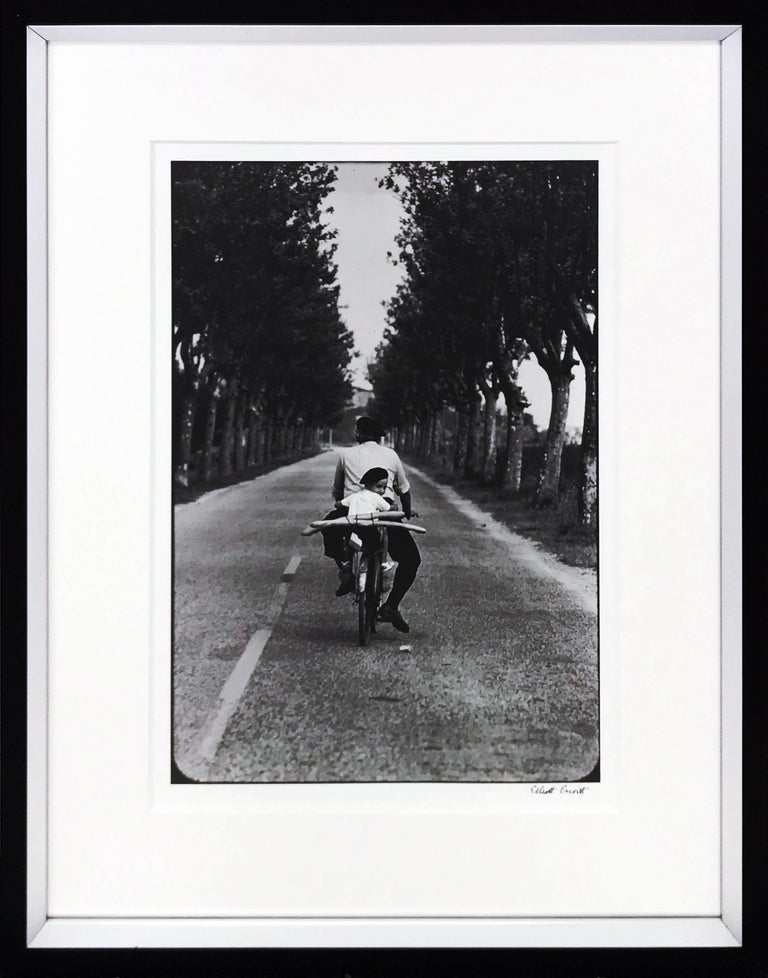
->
[408,463,597,615]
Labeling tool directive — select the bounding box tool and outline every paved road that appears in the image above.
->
[173,450,598,783]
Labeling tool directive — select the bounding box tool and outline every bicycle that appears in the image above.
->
[350,523,387,646]
[301,511,426,646]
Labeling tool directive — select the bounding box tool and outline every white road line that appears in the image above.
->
[197,628,273,762]
[281,555,302,581]
[263,580,291,624]
[189,557,301,775]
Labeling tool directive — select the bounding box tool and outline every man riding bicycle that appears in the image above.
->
[321,416,421,633]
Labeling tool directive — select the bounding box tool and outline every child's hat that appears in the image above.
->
[360,466,388,486]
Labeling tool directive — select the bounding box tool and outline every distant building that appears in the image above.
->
[350,383,373,409]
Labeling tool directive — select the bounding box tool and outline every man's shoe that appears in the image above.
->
[336,563,354,596]
[377,603,410,633]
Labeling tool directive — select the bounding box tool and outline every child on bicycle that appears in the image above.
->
[342,466,392,520]
[337,465,394,590]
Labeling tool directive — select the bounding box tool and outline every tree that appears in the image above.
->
[544,165,598,525]
[172,161,354,485]
[487,161,597,510]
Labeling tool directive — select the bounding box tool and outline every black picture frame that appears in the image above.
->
[2,10,764,978]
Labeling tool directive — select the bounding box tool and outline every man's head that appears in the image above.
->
[360,466,389,495]
[355,416,386,443]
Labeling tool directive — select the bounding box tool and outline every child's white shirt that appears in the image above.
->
[342,489,391,517]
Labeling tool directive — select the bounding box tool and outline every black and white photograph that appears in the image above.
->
[172,159,599,784]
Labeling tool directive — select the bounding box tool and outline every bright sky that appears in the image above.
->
[325,162,585,432]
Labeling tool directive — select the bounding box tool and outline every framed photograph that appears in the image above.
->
[4,17,758,974]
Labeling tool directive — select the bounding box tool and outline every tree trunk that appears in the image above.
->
[220,380,239,478]
[234,392,247,473]
[499,404,524,494]
[202,391,219,483]
[537,372,571,506]
[253,417,265,465]
[175,390,196,487]
[498,379,526,494]
[416,420,428,458]
[246,404,259,467]
[424,413,435,459]
[481,389,499,485]
[277,418,288,455]
[440,407,449,460]
[464,390,482,479]
[453,405,468,474]
[430,408,443,461]
[271,413,281,456]
[281,417,290,455]
[578,360,598,526]
[263,417,274,461]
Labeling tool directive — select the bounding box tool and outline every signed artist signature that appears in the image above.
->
[530,784,588,795]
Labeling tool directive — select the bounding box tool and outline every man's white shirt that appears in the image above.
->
[333,442,411,500]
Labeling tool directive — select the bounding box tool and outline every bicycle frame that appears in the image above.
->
[350,526,388,647]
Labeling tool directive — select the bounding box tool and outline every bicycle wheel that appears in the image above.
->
[366,553,382,635]
[357,554,369,647]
